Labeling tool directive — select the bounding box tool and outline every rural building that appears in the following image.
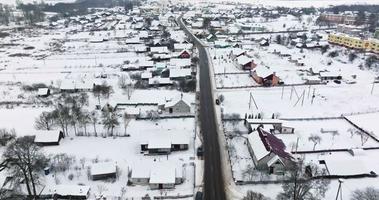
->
[150,46,169,54]
[246,126,294,175]
[148,77,173,86]
[37,88,51,97]
[169,68,192,80]
[246,118,295,134]
[34,130,64,146]
[177,50,191,58]
[236,55,257,70]
[230,48,246,59]
[159,98,191,113]
[41,185,90,200]
[250,69,280,87]
[140,133,189,154]
[130,163,184,189]
[60,80,93,92]
[319,72,342,81]
[169,58,191,68]
[174,43,193,51]
[90,162,117,181]
[319,13,356,25]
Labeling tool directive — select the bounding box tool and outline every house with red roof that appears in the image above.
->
[247,126,294,175]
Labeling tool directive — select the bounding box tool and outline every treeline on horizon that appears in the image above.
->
[324,4,379,14]
[17,0,142,16]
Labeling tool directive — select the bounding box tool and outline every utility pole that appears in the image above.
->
[307,85,311,98]
[371,81,375,95]
[335,179,343,200]
[311,88,316,105]
[301,89,305,106]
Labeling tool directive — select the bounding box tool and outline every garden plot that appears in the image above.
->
[215,74,257,88]
[276,119,379,152]
[219,83,379,118]
[227,136,255,182]
[345,112,379,140]
[210,48,246,74]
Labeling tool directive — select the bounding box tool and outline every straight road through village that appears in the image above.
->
[178,16,227,200]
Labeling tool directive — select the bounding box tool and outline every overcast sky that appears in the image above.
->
[1,0,379,8]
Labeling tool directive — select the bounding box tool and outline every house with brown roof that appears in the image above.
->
[246,126,294,175]
[250,68,280,87]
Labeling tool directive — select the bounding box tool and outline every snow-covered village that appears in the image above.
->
[0,0,379,199]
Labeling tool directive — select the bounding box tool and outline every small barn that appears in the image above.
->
[160,98,191,114]
[37,88,51,97]
[90,162,117,181]
[178,50,191,58]
[34,130,64,146]
[236,55,257,70]
[140,133,189,155]
[149,165,176,189]
[41,185,90,200]
[131,167,150,185]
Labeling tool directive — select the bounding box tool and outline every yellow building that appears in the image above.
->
[328,33,379,53]
[366,39,379,54]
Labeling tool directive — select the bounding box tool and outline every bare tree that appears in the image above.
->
[90,111,99,137]
[35,111,55,130]
[277,162,330,200]
[308,134,321,150]
[71,104,82,136]
[79,110,91,136]
[351,187,379,200]
[93,82,112,106]
[118,74,128,89]
[243,164,257,181]
[52,104,71,136]
[147,110,160,121]
[101,105,119,137]
[243,190,270,200]
[123,112,132,136]
[3,136,48,198]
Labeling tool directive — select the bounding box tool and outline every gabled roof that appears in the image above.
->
[237,55,253,65]
[41,185,90,197]
[34,130,61,143]
[90,162,117,176]
[257,127,292,160]
[149,164,176,184]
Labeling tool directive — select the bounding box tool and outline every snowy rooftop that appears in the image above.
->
[34,130,61,143]
[169,58,191,67]
[169,68,192,78]
[37,88,49,96]
[90,162,117,176]
[321,157,372,176]
[247,131,269,161]
[236,55,252,65]
[149,164,176,184]
[144,132,189,149]
[41,185,90,197]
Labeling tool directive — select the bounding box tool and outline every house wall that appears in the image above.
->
[131,177,150,185]
[148,148,171,154]
[149,183,175,189]
[175,177,184,184]
[91,172,116,181]
[167,101,191,113]
[172,144,189,151]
